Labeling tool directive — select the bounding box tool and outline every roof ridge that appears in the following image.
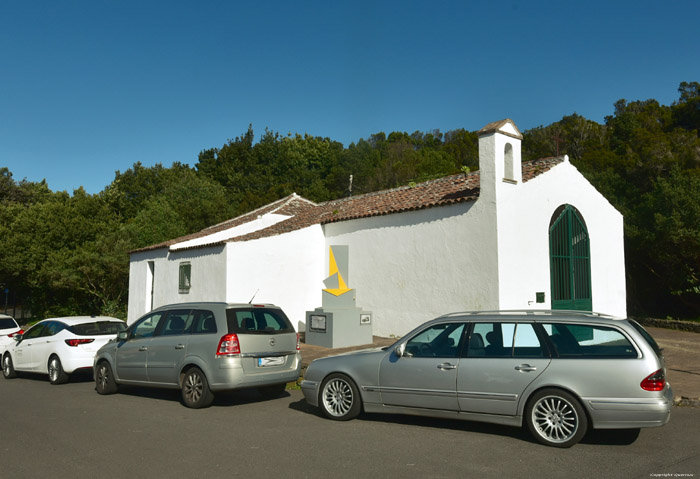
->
[268,193,317,215]
[320,171,477,207]
[130,156,565,254]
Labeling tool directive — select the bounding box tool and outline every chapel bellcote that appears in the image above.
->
[477,119,523,200]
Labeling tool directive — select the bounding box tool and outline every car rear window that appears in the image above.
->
[226,308,294,335]
[542,323,638,358]
[70,321,127,336]
[628,320,663,358]
[0,318,18,330]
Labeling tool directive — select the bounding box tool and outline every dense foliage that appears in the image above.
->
[1,83,698,321]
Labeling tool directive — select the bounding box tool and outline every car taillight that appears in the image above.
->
[8,330,23,338]
[296,333,300,351]
[641,369,666,391]
[65,339,95,347]
[216,334,241,356]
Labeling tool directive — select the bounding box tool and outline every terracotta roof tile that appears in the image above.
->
[131,157,563,253]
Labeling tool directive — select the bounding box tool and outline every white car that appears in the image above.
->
[0,314,23,354]
[2,316,126,384]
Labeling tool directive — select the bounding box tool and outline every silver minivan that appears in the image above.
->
[301,311,672,447]
[94,303,302,408]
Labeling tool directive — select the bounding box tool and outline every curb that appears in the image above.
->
[674,397,700,408]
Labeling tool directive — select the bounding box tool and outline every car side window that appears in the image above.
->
[43,321,65,337]
[158,310,192,336]
[542,323,638,358]
[405,323,466,358]
[512,324,544,358]
[190,310,217,334]
[22,323,47,340]
[468,323,514,357]
[130,313,165,339]
[466,323,544,358]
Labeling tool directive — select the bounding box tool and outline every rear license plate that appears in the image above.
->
[257,356,285,367]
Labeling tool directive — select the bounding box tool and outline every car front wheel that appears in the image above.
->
[181,367,214,408]
[319,373,361,421]
[48,355,69,385]
[2,354,17,379]
[95,361,119,395]
[526,388,588,448]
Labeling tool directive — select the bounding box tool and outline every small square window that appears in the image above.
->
[179,263,191,294]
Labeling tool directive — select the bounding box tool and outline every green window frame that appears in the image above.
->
[549,205,592,311]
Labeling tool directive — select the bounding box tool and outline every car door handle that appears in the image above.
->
[139,347,148,352]
[515,364,537,372]
[175,344,185,350]
[437,362,457,370]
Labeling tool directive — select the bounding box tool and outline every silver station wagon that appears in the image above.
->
[301,311,672,447]
[94,302,302,408]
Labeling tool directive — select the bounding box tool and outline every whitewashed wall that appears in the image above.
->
[128,125,626,334]
[225,224,326,330]
[128,249,166,324]
[127,245,226,324]
[496,159,626,318]
[323,201,500,337]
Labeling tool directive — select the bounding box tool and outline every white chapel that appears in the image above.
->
[127,119,626,336]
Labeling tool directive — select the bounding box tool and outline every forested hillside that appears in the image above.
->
[1,83,698,321]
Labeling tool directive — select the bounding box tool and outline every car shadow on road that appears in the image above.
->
[287,397,531,442]
[288,397,642,447]
[114,384,293,408]
[8,369,94,384]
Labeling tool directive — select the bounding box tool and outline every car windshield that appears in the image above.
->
[0,318,17,330]
[70,321,127,336]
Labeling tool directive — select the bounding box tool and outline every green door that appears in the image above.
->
[549,205,592,311]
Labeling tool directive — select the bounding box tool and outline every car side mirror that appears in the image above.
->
[394,343,406,358]
[117,331,129,341]
[13,334,22,342]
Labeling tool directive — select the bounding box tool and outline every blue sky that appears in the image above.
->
[2,0,699,194]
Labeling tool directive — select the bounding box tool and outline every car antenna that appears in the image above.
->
[248,289,260,304]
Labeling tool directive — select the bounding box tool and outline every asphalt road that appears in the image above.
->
[1,373,698,479]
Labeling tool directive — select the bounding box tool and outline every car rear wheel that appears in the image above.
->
[319,373,361,421]
[48,355,69,385]
[95,361,119,395]
[181,367,214,409]
[526,388,588,448]
[258,383,287,398]
[2,354,17,379]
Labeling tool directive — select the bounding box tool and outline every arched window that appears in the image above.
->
[549,205,592,311]
[504,143,515,181]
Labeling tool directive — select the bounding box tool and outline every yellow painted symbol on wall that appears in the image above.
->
[323,246,351,296]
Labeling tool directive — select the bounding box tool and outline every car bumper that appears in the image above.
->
[585,382,673,429]
[207,353,303,391]
[60,354,96,373]
[300,380,320,407]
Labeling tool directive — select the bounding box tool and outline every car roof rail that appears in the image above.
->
[437,310,619,320]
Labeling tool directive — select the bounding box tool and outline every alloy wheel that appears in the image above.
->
[531,395,579,444]
[184,371,203,404]
[322,378,354,417]
[49,358,59,383]
[97,364,108,391]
